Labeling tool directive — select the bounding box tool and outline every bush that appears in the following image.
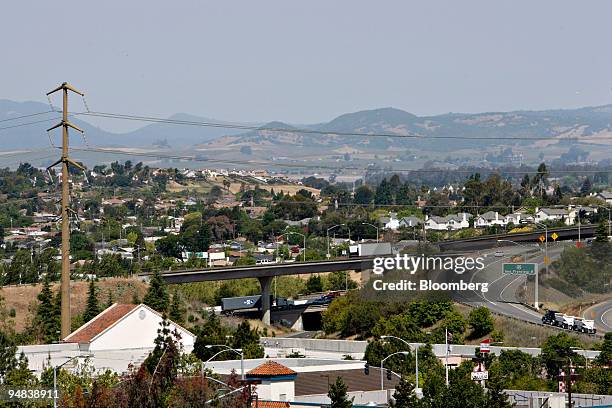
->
[468,307,494,339]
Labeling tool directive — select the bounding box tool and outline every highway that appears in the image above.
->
[583,299,612,333]
[450,243,569,325]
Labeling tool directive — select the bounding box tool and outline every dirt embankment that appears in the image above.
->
[0,278,148,332]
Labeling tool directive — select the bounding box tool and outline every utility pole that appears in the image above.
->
[47,83,85,339]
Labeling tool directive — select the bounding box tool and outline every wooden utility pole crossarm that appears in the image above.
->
[46,82,85,339]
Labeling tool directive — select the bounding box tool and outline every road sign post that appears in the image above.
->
[502,263,537,275]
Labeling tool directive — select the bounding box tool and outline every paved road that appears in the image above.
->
[452,243,569,324]
[583,299,612,333]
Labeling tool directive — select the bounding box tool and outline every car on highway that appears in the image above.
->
[494,250,504,257]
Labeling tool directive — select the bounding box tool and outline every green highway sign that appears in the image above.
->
[502,263,537,275]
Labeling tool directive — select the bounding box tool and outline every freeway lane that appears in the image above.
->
[583,300,612,333]
[452,243,569,324]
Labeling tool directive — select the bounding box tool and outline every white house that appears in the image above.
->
[378,213,400,230]
[595,191,612,205]
[534,208,575,226]
[475,211,506,228]
[398,216,423,228]
[63,303,196,352]
[424,213,471,231]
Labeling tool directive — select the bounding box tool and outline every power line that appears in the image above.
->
[0,116,62,132]
[0,110,54,124]
[79,110,612,141]
[68,145,612,175]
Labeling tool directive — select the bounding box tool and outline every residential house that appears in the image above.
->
[398,216,423,228]
[424,213,471,231]
[595,191,612,205]
[534,208,575,226]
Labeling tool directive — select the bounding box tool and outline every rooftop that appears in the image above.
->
[63,303,137,344]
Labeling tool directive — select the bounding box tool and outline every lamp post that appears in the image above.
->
[204,345,244,380]
[361,222,379,243]
[381,335,421,390]
[326,224,345,259]
[380,351,410,390]
[284,228,306,262]
[53,355,91,408]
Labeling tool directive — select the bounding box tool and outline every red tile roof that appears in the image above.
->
[63,304,137,343]
[256,402,290,408]
[247,361,297,377]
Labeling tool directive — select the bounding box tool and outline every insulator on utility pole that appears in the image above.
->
[46,82,85,340]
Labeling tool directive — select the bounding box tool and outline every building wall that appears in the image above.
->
[89,306,195,351]
[256,380,295,401]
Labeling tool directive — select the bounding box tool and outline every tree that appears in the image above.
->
[375,178,393,205]
[231,321,264,359]
[83,279,101,323]
[354,185,374,205]
[328,376,353,408]
[540,332,580,377]
[595,332,612,366]
[33,276,60,343]
[105,289,114,308]
[594,220,609,243]
[168,292,184,325]
[580,177,592,196]
[485,369,513,408]
[3,352,36,387]
[391,377,421,408]
[156,234,182,259]
[0,329,17,379]
[468,307,494,339]
[143,270,170,313]
[305,274,324,293]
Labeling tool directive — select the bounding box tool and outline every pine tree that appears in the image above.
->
[391,377,421,407]
[197,223,211,252]
[580,177,592,196]
[105,288,114,308]
[168,292,184,324]
[34,276,60,343]
[83,279,101,323]
[328,376,353,408]
[143,270,170,313]
[594,220,608,243]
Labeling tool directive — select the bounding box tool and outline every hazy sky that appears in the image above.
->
[3,1,612,131]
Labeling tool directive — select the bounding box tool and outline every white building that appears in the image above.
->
[534,208,576,226]
[246,361,296,403]
[424,213,471,231]
[64,303,196,352]
[19,304,196,376]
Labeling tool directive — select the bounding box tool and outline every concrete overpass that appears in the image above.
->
[141,258,375,325]
[437,224,597,251]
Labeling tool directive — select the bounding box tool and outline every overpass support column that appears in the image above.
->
[258,276,273,326]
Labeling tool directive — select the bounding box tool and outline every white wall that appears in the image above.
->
[256,380,295,402]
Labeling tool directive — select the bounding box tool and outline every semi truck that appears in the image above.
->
[541,310,596,334]
[221,295,294,314]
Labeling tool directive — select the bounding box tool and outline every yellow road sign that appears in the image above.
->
[551,232,558,241]
[543,256,550,265]
[539,235,545,243]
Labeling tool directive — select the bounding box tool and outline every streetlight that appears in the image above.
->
[284,228,306,262]
[326,224,345,259]
[204,345,245,381]
[380,351,410,390]
[54,354,92,408]
[381,335,422,390]
[361,222,379,243]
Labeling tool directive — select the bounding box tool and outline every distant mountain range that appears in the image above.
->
[2,99,612,152]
